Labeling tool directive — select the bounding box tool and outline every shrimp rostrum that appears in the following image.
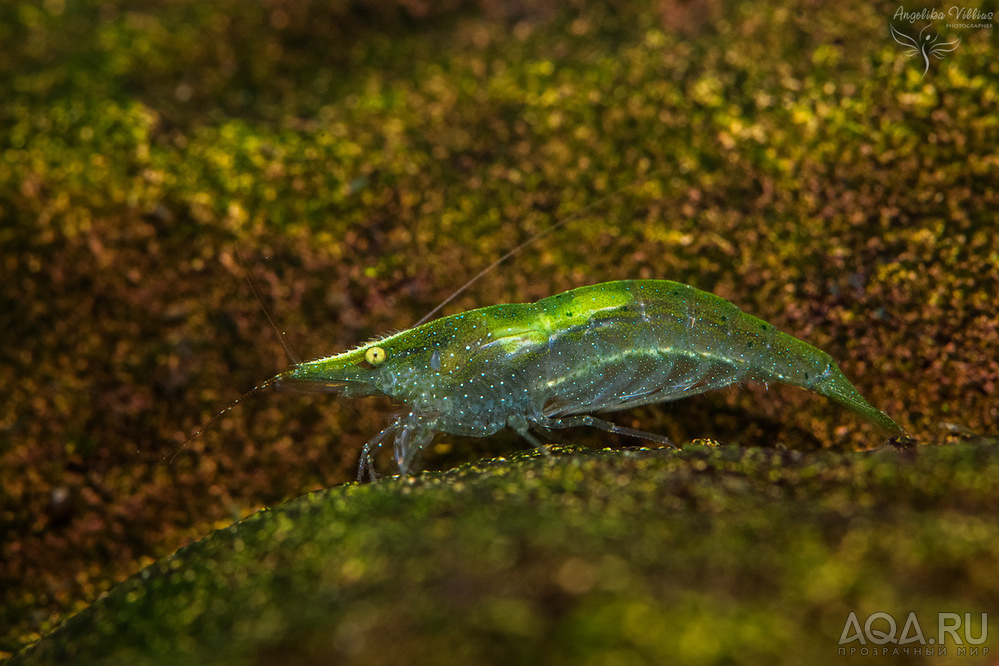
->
[275,280,905,478]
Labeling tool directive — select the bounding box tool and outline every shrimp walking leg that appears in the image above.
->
[533,413,676,447]
[392,421,436,475]
[507,414,544,448]
[506,414,558,457]
[357,426,396,482]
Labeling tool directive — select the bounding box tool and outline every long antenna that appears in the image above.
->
[168,248,301,463]
[414,176,656,326]
[235,246,301,366]
[168,376,282,463]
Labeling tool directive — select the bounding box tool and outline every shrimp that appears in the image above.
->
[271,279,906,479]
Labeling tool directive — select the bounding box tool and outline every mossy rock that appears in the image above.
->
[11,440,999,665]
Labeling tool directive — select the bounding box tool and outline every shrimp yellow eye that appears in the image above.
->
[365,346,387,366]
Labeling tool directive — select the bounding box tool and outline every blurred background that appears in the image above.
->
[1,0,996,656]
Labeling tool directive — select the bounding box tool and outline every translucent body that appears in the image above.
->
[278,280,905,477]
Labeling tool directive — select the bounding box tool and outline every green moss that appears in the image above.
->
[2,0,997,658]
[11,441,999,664]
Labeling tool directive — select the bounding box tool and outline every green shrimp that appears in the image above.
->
[273,280,905,478]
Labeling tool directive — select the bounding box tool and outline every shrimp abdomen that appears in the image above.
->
[580,281,905,436]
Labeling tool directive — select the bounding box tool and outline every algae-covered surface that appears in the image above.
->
[10,441,999,665]
[1,0,997,661]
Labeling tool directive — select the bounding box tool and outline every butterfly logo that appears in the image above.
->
[890,23,961,79]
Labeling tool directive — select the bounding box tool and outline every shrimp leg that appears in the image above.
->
[507,414,545,447]
[357,414,440,480]
[528,412,676,447]
[392,420,437,476]
[357,425,396,482]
